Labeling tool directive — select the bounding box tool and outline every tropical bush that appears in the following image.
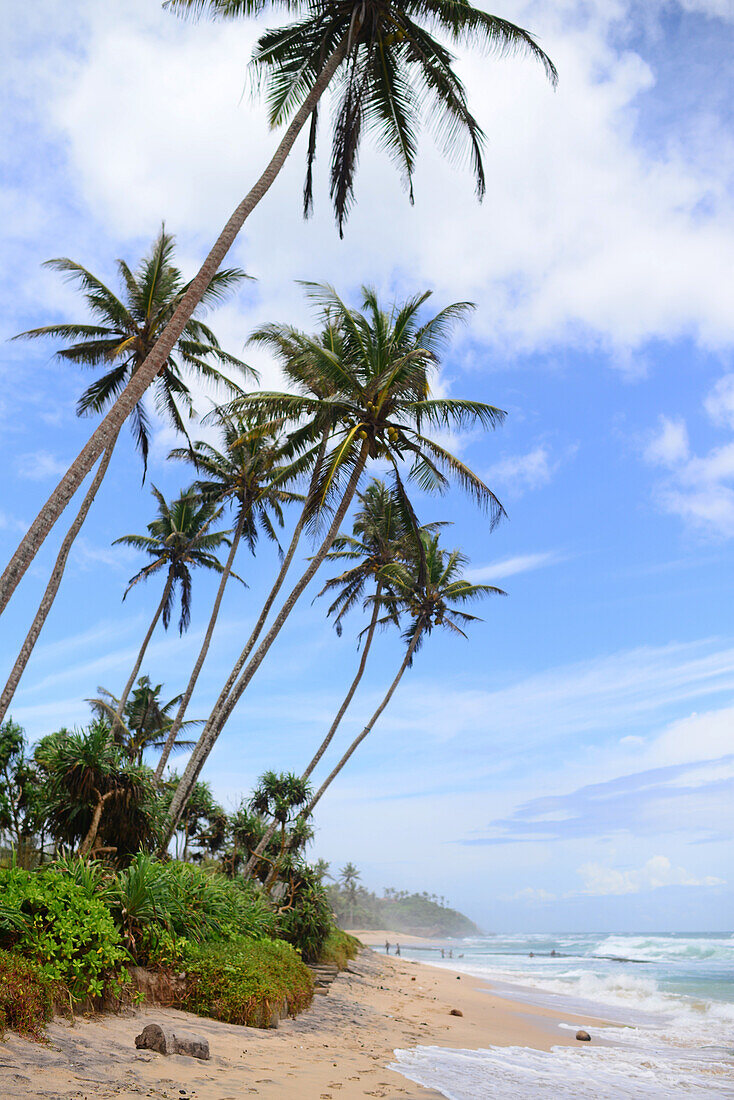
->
[111,854,277,966]
[277,865,333,963]
[0,866,127,1001]
[181,935,313,1027]
[318,929,360,969]
[0,949,55,1041]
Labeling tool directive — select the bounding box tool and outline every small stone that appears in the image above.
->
[576,1030,591,1042]
[449,1008,463,1017]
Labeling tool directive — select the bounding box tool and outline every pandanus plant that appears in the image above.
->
[0,228,251,726]
[0,0,555,620]
[163,284,506,840]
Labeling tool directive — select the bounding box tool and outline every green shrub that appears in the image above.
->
[0,949,55,1041]
[0,867,127,1001]
[277,866,333,963]
[108,856,278,967]
[181,936,313,1026]
[318,929,360,969]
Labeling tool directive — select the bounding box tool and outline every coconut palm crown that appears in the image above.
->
[167,0,557,234]
[169,409,304,556]
[115,485,233,635]
[378,530,505,652]
[13,226,254,473]
[318,477,442,635]
[243,282,507,530]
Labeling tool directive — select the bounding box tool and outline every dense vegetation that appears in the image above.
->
[326,863,480,938]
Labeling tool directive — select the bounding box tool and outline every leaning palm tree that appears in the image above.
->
[303,479,446,778]
[241,479,434,875]
[154,412,303,779]
[0,0,555,615]
[113,485,233,724]
[163,283,506,839]
[0,228,251,726]
[89,676,199,765]
[303,533,504,815]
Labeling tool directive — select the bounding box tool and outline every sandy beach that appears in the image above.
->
[0,943,616,1100]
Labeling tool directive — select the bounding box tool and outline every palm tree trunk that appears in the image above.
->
[241,585,383,878]
[114,573,174,730]
[154,510,245,781]
[163,448,368,843]
[305,628,422,816]
[303,582,382,780]
[0,41,348,619]
[0,437,117,726]
[196,431,329,747]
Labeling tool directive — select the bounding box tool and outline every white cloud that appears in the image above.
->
[15,450,69,481]
[467,551,563,583]
[4,0,734,363]
[704,374,734,430]
[504,886,557,903]
[0,511,27,534]
[485,445,565,497]
[644,379,734,538]
[644,416,689,467]
[577,854,724,895]
[381,637,734,754]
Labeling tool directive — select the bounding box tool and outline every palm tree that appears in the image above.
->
[241,479,429,875]
[154,411,302,779]
[304,479,444,777]
[13,226,251,473]
[113,485,232,724]
[0,0,555,615]
[164,284,505,839]
[0,228,251,725]
[304,533,503,815]
[88,676,199,765]
[339,862,361,925]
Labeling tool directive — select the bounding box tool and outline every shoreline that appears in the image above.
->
[0,947,618,1099]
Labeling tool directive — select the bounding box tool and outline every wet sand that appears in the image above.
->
[0,949,614,1099]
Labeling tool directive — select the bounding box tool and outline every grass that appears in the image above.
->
[318,929,361,969]
[181,935,314,1027]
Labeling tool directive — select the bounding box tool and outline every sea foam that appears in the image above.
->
[391,1043,734,1099]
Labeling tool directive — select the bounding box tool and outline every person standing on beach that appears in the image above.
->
[385,941,390,954]
[396,944,401,956]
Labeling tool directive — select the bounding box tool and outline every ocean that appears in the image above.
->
[390,932,734,1098]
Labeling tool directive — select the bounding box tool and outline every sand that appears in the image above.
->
[0,947,615,1099]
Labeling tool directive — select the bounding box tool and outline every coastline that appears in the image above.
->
[0,946,616,1099]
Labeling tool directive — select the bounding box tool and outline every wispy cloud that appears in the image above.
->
[467,550,564,583]
[464,755,734,845]
[502,886,557,903]
[644,377,734,538]
[485,445,569,498]
[382,638,734,754]
[576,855,724,896]
[15,450,68,481]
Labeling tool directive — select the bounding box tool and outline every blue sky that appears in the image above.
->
[1,0,734,932]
